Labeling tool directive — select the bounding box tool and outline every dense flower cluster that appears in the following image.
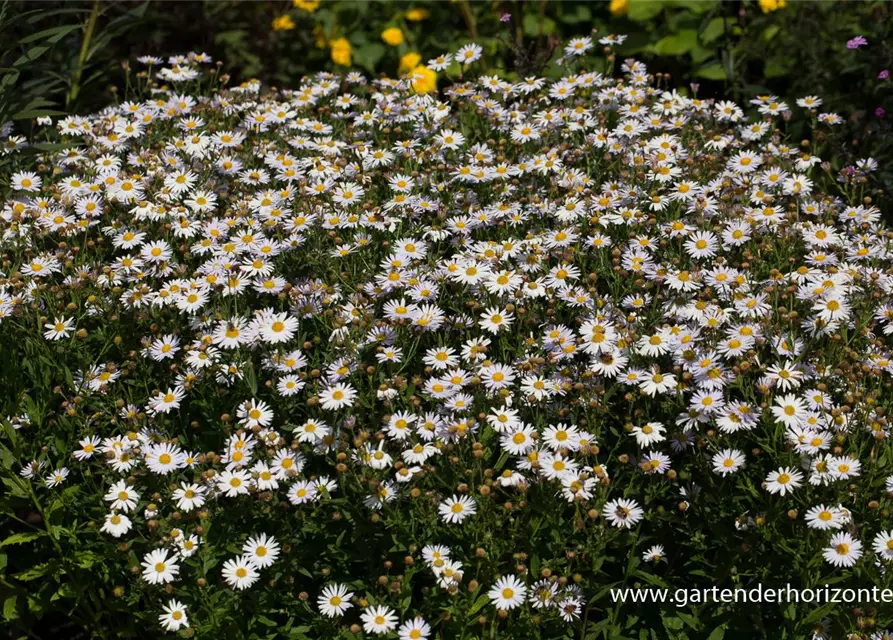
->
[2,38,893,638]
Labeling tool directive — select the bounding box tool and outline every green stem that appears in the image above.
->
[458,0,478,40]
[67,0,100,109]
[21,476,64,558]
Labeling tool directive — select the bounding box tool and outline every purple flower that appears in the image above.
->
[846,36,867,49]
[500,12,511,23]
[879,69,890,80]
[876,107,885,118]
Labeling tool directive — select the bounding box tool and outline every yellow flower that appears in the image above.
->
[399,52,422,75]
[381,27,404,47]
[272,15,296,31]
[758,0,786,12]
[330,37,352,66]
[293,0,319,11]
[405,8,430,21]
[409,65,437,94]
[609,0,628,16]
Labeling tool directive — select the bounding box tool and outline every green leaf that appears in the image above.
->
[676,611,700,630]
[30,141,76,151]
[86,2,151,63]
[50,582,76,602]
[706,626,726,640]
[467,593,490,617]
[353,43,385,74]
[18,24,82,45]
[0,69,20,90]
[12,141,76,159]
[10,108,67,120]
[632,569,670,589]
[662,614,685,631]
[654,29,698,55]
[23,7,92,24]
[1,477,29,499]
[523,14,556,37]
[668,0,716,12]
[3,596,17,622]
[13,45,51,67]
[74,551,99,569]
[14,562,51,581]
[690,45,713,64]
[628,0,665,22]
[763,25,780,41]
[695,63,727,80]
[700,17,727,43]
[560,4,591,24]
[9,96,56,110]
[802,601,838,625]
[1,532,42,547]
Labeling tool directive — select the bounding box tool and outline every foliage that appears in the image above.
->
[0,2,149,119]
[1,30,893,640]
[0,0,149,186]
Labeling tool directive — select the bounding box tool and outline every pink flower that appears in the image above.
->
[846,36,867,49]
[879,69,890,80]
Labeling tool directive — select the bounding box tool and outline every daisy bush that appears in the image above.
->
[1,34,893,640]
